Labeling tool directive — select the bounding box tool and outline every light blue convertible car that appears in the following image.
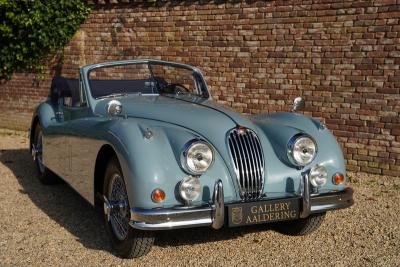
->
[30,59,353,258]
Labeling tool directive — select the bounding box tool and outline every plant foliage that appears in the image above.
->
[0,0,91,79]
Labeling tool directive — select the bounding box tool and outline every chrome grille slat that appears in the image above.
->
[230,132,245,196]
[249,132,262,191]
[255,136,265,188]
[243,134,254,195]
[246,134,257,195]
[227,128,265,200]
[238,133,250,194]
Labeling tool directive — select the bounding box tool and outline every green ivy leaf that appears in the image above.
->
[0,0,91,79]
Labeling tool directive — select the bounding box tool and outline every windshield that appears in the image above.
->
[87,62,209,99]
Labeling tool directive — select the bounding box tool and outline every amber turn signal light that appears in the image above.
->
[332,172,345,185]
[151,189,166,203]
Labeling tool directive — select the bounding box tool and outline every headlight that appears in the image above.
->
[181,140,214,175]
[179,176,201,202]
[309,164,328,187]
[287,134,317,166]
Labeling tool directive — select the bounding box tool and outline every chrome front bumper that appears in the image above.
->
[129,176,354,231]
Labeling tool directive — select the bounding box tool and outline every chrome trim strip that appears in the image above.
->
[132,219,212,230]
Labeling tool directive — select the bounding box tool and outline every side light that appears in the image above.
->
[332,172,345,185]
[151,189,166,203]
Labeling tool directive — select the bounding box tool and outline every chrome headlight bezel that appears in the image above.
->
[181,139,214,175]
[287,133,318,167]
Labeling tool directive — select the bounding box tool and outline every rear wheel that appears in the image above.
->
[275,212,326,236]
[32,125,58,184]
[103,156,154,258]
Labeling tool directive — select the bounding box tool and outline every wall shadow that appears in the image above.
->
[0,148,277,255]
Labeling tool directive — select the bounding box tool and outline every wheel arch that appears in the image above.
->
[94,144,118,206]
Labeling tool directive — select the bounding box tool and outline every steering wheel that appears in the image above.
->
[166,83,190,95]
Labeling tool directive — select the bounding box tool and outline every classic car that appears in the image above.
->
[30,59,353,258]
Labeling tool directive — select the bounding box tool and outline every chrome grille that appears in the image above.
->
[227,128,265,200]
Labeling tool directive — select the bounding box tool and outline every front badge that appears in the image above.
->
[231,207,243,225]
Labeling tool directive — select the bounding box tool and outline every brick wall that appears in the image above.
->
[0,0,399,176]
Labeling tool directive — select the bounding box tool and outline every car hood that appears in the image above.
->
[95,95,256,137]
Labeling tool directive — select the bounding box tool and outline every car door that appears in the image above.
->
[42,82,74,179]
[61,78,103,204]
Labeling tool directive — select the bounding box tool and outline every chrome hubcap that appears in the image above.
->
[108,174,129,241]
[33,131,45,174]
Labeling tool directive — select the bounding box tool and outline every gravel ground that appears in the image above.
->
[0,130,399,267]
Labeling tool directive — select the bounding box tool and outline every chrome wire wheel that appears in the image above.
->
[108,173,130,241]
[34,130,45,174]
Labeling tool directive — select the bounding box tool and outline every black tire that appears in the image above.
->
[33,125,58,184]
[103,156,154,259]
[275,212,326,236]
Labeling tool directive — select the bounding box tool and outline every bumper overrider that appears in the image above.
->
[129,174,354,231]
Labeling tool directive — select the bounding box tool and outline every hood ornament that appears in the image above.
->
[237,126,247,135]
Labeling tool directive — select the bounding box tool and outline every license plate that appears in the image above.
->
[227,198,300,227]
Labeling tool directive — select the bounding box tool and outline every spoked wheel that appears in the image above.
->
[103,156,154,258]
[107,173,130,241]
[32,125,58,184]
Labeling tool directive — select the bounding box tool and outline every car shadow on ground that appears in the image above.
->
[0,148,278,255]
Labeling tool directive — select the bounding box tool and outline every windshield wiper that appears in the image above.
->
[96,93,130,100]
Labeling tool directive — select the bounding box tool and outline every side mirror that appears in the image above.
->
[291,97,305,112]
[106,100,123,116]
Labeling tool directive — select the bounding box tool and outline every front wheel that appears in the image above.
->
[103,156,154,258]
[274,212,326,236]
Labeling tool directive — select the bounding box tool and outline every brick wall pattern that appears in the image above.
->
[0,0,399,176]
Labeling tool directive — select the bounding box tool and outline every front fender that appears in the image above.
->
[107,117,238,209]
[252,112,347,193]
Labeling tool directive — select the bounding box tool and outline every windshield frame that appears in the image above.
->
[83,59,211,101]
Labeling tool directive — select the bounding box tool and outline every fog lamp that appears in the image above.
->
[332,172,345,185]
[151,188,166,203]
[179,176,201,203]
[309,164,328,187]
